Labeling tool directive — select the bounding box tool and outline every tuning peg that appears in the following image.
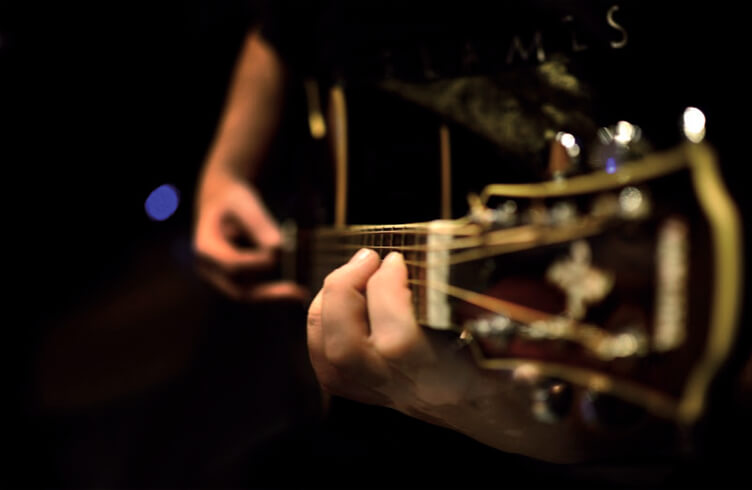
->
[467,193,495,228]
[464,315,517,350]
[682,106,706,143]
[531,378,574,423]
[588,120,652,173]
[467,194,520,229]
[548,132,581,179]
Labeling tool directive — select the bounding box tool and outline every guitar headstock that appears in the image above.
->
[422,138,742,426]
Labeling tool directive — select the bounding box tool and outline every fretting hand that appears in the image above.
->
[307,248,601,463]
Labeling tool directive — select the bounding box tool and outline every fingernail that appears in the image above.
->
[384,251,404,265]
[349,248,374,264]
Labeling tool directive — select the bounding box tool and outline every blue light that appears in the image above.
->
[145,184,180,221]
[605,157,617,174]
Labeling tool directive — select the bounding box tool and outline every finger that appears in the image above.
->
[234,186,283,249]
[195,209,278,273]
[198,259,304,302]
[246,281,309,302]
[307,289,341,390]
[321,248,381,369]
[309,284,392,404]
[367,252,433,363]
[197,236,276,272]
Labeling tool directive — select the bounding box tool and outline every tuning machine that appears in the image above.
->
[532,378,574,423]
[467,193,520,229]
[464,314,518,344]
[547,131,582,179]
[681,106,706,143]
[589,120,652,173]
[510,365,575,424]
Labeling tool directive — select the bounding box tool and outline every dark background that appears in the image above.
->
[3,1,751,488]
[4,2,323,487]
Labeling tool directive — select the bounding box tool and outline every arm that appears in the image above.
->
[194,29,304,301]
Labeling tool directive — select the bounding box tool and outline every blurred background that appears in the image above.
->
[4,2,323,487]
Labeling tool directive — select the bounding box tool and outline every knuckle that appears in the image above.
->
[324,337,359,369]
[322,270,344,292]
[374,331,415,360]
[322,268,361,299]
[306,308,321,333]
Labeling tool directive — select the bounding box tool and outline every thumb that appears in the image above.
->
[233,186,283,249]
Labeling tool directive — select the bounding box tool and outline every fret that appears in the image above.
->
[393,231,403,251]
[417,232,427,324]
[406,232,419,319]
[309,225,455,327]
[385,227,393,254]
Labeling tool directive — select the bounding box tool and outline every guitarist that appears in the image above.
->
[194,1,749,486]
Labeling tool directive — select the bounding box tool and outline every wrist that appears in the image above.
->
[198,160,249,202]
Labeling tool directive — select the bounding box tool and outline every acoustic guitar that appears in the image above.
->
[275,85,743,440]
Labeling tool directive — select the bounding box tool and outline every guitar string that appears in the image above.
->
[313,224,474,236]
[309,254,557,325]
[312,219,606,268]
[406,278,615,353]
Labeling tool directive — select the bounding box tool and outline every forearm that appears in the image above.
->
[406,367,591,463]
[202,29,287,187]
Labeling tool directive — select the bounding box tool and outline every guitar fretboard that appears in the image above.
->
[311,224,431,322]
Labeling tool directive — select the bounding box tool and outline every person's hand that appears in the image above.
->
[307,248,607,463]
[193,168,306,302]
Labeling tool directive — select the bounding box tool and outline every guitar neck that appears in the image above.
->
[304,221,466,328]
[310,224,426,314]
[282,141,745,426]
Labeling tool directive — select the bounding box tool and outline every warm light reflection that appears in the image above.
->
[558,132,575,148]
[613,120,636,145]
[145,184,180,221]
[556,131,581,158]
[619,186,643,214]
[682,106,706,143]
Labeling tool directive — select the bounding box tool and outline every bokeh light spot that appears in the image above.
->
[606,157,617,174]
[145,184,180,221]
[682,106,706,143]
